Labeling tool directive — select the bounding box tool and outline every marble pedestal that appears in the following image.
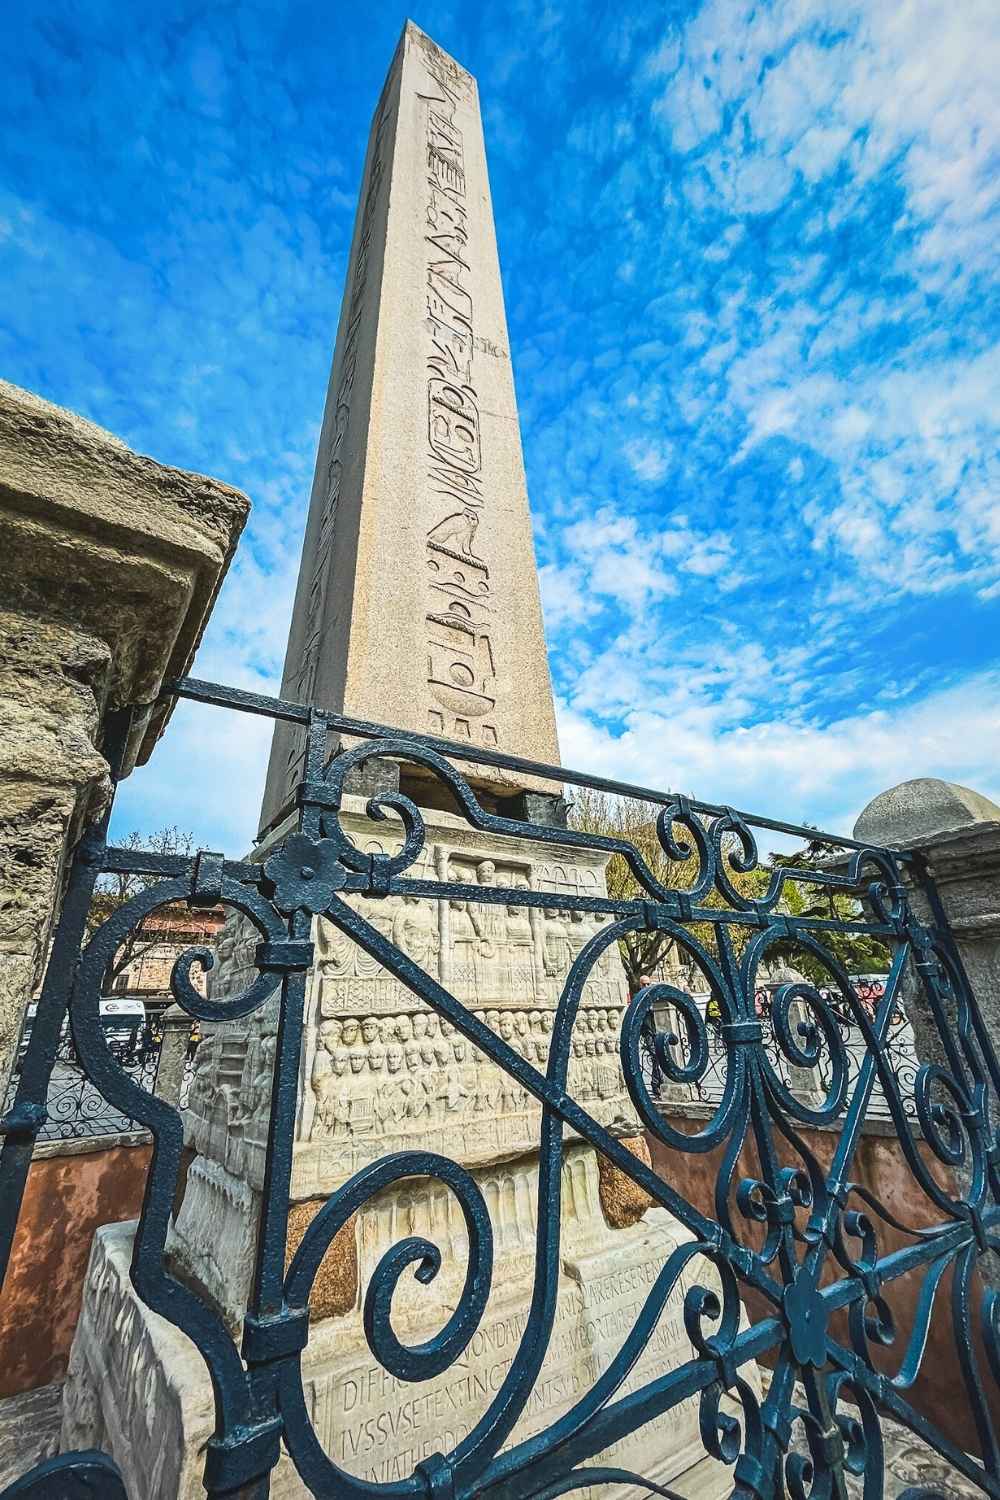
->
[64,1147,739,1499]
[170,796,641,1323]
[63,800,748,1495]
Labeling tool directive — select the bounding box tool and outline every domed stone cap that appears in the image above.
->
[764,959,809,987]
[854,779,1000,849]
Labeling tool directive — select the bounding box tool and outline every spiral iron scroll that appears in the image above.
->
[4,695,1000,1500]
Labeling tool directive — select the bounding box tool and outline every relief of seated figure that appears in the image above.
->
[391,895,440,974]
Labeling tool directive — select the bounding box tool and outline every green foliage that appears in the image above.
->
[769,836,891,987]
[568,790,767,990]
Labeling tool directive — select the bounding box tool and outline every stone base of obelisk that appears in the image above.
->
[62,799,755,1492]
[62,1144,743,1500]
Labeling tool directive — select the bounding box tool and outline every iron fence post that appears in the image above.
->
[0,709,131,1291]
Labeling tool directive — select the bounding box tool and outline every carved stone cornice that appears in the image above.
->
[0,378,249,771]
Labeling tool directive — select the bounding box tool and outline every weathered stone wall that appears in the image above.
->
[65,1152,740,1500]
[0,377,249,1093]
[0,378,248,761]
[0,611,111,1084]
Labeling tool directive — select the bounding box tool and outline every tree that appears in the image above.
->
[568,788,677,992]
[568,789,767,993]
[87,827,196,994]
[768,835,891,989]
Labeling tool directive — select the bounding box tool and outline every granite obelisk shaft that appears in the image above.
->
[63,30,748,1497]
[260,24,560,836]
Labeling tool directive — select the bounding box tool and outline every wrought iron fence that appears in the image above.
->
[2,1022,199,1143]
[0,676,997,1500]
[646,985,920,1123]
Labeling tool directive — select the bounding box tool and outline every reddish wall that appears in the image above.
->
[0,1142,151,1396]
[647,1114,998,1456]
[3,1117,994,1451]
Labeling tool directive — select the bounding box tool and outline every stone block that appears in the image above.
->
[855,778,1000,851]
[285,1203,358,1322]
[0,378,249,1089]
[65,1152,747,1499]
[0,377,249,772]
[597,1134,654,1229]
[341,755,401,800]
[180,800,635,1205]
[498,790,571,829]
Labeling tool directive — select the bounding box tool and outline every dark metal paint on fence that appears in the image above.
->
[0,675,996,1500]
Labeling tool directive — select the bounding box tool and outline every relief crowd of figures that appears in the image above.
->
[308,1005,632,1140]
[185,851,636,1177]
[186,1002,636,1177]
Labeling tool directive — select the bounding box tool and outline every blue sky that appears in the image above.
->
[2,0,998,854]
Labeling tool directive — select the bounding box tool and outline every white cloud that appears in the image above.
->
[557,668,1000,838]
[624,437,670,482]
[556,505,749,611]
[656,0,1000,286]
[564,507,638,554]
[589,549,679,605]
[642,0,1000,605]
[539,561,591,627]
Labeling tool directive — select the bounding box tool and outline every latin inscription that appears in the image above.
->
[307,1248,707,1485]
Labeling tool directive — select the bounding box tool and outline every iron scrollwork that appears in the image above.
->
[1,676,998,1499]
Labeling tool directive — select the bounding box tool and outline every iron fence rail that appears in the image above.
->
[167,675,909,854]
[1,1029,198,1143]
[0,674,996,1500]
[645,987,919,1122]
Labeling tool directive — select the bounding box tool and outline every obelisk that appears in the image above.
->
[63,27,749,1499]
[260,22,560,836]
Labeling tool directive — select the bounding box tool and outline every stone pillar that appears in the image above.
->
[854,779,1000,1294]
[152,1005,194,1110]
[854,779,1000,1090]
[0,378,249,1095]
[258,20,562,835]
[0,611,111,1092]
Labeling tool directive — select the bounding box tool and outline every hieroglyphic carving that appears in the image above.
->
[418,42,498,746]
[281,84,395,799]
[472,334,507,358]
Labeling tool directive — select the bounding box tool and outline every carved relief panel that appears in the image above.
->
[303,1002,635,1183]
[189,835,632,1187]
